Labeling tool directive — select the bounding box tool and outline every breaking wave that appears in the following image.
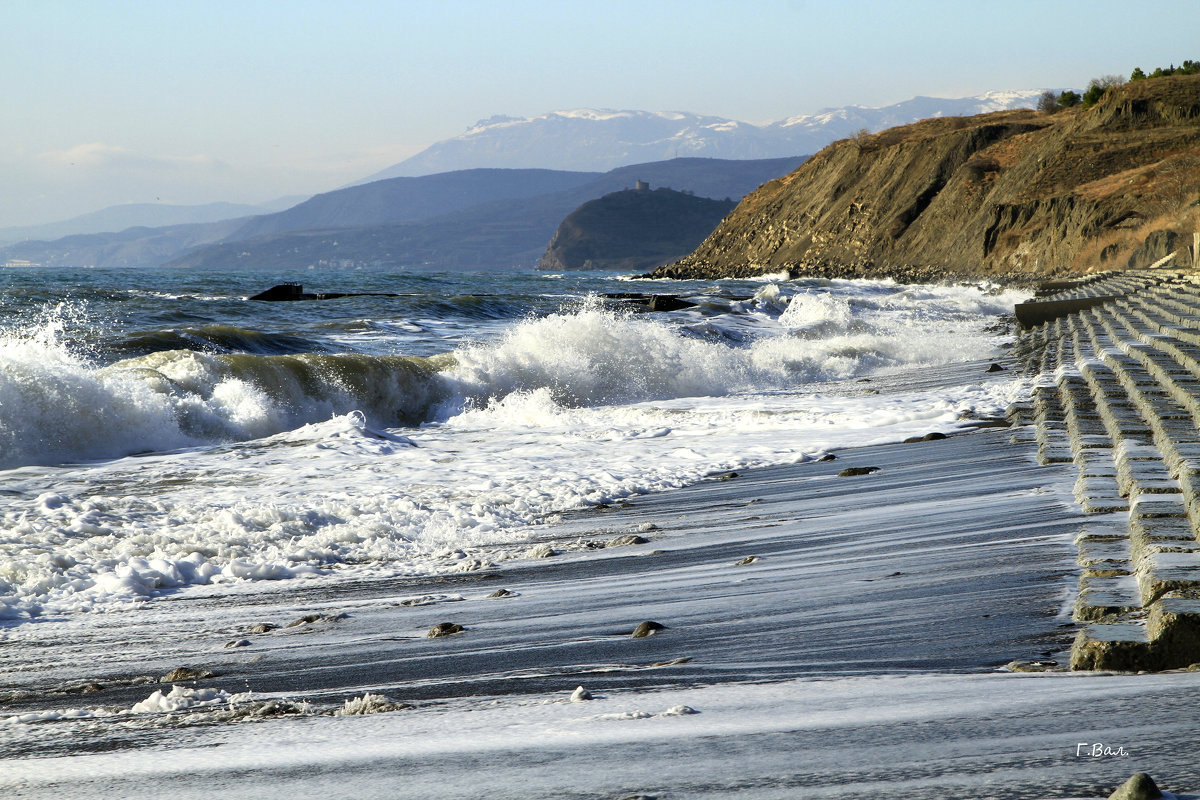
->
[0,282,1018,470]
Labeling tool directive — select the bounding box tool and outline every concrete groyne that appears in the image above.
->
[1011,269,1200,670]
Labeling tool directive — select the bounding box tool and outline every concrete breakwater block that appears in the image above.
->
[1017,271,1200,672]
[1015,296,1118,329]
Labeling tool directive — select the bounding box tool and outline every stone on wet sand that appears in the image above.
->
[606,534,649,548]
[427,622,465,638]
[631,621,667,638]
[525,543,557,558]
[1108,772,1164,800]
[333,693,409,716]
[160,667,214,683]
[285,613,348,629]
[838,466,880,477]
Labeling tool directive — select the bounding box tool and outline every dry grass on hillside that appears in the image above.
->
[1072,147,1200,270]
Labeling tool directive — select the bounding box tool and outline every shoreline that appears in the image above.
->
[4,354,1200,796]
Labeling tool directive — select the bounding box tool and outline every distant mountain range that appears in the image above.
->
[164,157,807,270]
[0,90,1049,270]
[0,198,303,246]
[0,157,805,269]
[359,91,1045,181]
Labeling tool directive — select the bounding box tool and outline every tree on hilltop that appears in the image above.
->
[1081,74,1124,108]
[1131,61,1198,81]
[1058,90,1081,108]
[1037,91,1060,113]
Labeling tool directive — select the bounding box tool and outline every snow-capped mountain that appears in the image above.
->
[359,90,1046,183]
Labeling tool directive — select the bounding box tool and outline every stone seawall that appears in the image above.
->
[1011,268,1200,670]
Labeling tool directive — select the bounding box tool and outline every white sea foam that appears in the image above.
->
[0,279,1026,618]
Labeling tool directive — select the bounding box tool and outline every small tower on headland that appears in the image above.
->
[635,180,650,191]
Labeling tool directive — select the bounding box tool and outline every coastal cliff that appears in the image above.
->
[651,74,1200,282]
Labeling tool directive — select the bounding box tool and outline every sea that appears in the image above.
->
[0,267,1030,622]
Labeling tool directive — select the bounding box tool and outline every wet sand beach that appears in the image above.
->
[4,358,1199,799]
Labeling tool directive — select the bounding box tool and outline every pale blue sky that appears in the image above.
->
[3,0,1198,226]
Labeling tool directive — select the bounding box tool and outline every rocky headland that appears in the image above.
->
[538,185,736,271]
[650,74,1200,282]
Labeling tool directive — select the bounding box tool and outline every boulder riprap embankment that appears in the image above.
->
[1009,268,1200,670]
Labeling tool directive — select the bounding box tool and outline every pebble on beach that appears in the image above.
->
[427,622,465,638]
[838,466,880,477]
[631,621,667,638]
[285,613,348,629]
[1108,772,1164,800]
[160,667,214,683]
[606,534,649,547]
[525,543,556,558]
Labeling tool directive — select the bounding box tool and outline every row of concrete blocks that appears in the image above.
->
[1012,270,1200,670]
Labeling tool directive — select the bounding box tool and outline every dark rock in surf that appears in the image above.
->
[250,283,310,301]
[838,466,880,477]
[631,620,667,638]
[486,589,517,598]
[734,555,761,565]
[986,362,1006,372]
[249,283,402,302]
[648,294,694,312]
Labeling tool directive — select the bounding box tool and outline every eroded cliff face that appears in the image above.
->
[653,75,1200,282]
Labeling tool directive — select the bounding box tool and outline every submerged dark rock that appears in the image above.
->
[249,283,403,301]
